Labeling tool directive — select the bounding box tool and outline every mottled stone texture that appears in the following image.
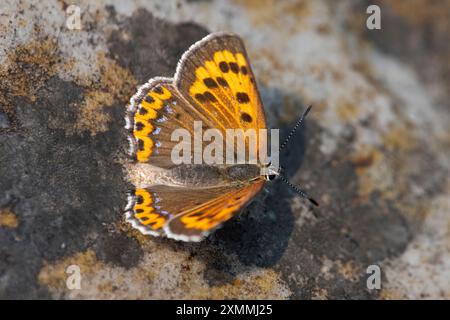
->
[1,0,449,299]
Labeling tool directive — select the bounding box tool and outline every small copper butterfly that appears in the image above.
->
[124,32,315,242]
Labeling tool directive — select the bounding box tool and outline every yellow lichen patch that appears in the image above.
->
[234,0,311,29]
[117,217,150,247]
[384,0,450,25]
[351,61,382,93]
[316,24,331,35]
[0,208,19,228]
[74,53,137,135]
[192,269,290,300]
[336,260,360,282]
[0,38,62,119]
[0,37,135,136]
[350,146,393,197]
[73,90,113,134]
[311,287,328,300]
[379,289,407,300]
[383,125,417,152]
[38,250,102,293]
[39,238,290,299]
[336,100,359,121]
[350,146,380,174]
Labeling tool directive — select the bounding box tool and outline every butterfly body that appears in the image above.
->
[127,163,262,189]
[124,32,270,241]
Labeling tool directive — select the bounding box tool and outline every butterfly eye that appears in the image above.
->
[264,174,277,181]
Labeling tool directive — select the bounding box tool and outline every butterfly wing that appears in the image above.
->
[174,32,267,157]
[126,33,267,167]
[165,180,265,241]
[125,185,225,237]
[126,77,224,168]
[125,180,264,241]
[124,188,167,236]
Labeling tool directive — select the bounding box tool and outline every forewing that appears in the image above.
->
[174,33,267,161]
[126,78,223,168]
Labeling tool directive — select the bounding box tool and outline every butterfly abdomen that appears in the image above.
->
[225,164,260,182]
[167,164,261,187]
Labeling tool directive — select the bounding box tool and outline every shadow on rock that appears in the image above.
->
[167,99,315,290]
[206,109,310,268]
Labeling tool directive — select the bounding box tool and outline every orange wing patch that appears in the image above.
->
[126,79,223,168]
[125,188,167,236]
[165,180,264,241]
[133,85,172,162]
[189,50,263,131]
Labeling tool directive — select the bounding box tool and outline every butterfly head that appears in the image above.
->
[262,162,281,181]
[258,103,319,207]
[261,163,319,206]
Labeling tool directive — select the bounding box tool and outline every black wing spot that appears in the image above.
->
[216,77,229,87]
[229,62,239,73]
[219,61,229,73]
[240,112,253,123]
[135,122,144,131]
[236,92,250,103]
[139,107,148,115]
[137,139,145,151]
[240,66,248,75]
[203,91,217,102]
[189,211,204,217]
[153,86,163,94]
[203,78,218,89]
[144,95,154,103]
[195,93,206,102]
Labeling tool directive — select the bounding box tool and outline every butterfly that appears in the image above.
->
[124,32,313,242]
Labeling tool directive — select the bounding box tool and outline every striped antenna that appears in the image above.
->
[280,105,312,150]
[278,112,319,206]
[278,175,319,206]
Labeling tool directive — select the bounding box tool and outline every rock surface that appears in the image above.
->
[0,0,449,299]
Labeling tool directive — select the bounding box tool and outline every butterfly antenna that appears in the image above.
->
[278,174,319,207]
[280,105,312,150]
